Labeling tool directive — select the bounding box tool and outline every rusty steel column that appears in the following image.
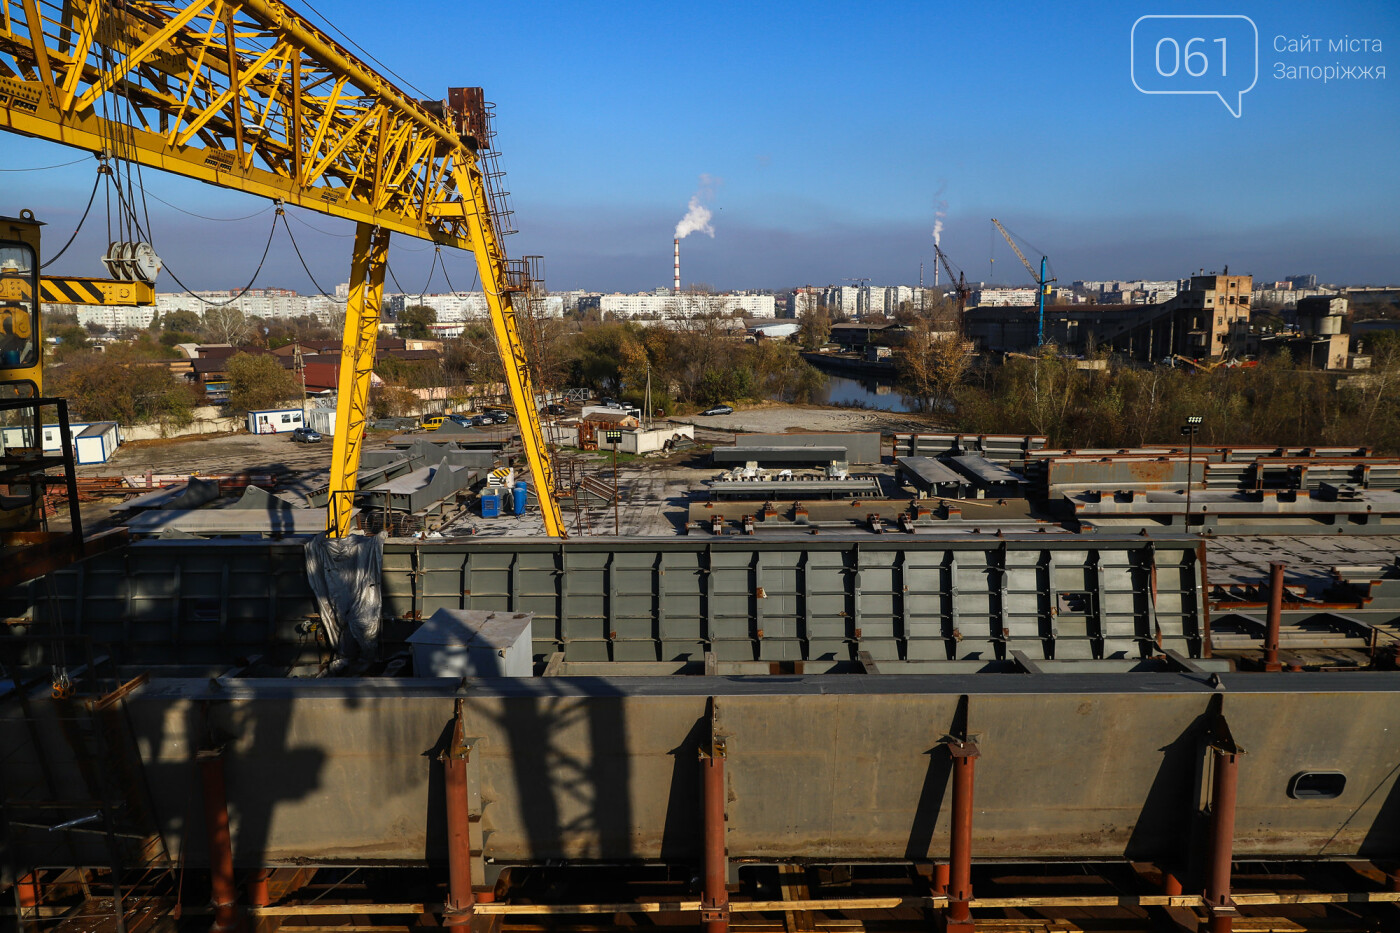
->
[246,869,270,908]
[1161,867,1183,896]
[440,701,475,926]
[945,739,980,933]
[1264,562,1285,672]
[198,749,239,933]
[16,871,39,909]
[932,862,950,896]
[1205,742,1241,933]
[701,736,729,933]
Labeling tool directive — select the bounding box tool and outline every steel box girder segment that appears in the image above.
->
[12,672,1395,870]
[0,0,475,246]
[0,535,1207,662]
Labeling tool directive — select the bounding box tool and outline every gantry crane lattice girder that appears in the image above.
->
[0,0,565,537]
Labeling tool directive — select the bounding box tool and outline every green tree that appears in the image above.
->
[49,351,196,426]
[226,352,299,412]
[397,305,437,339]
[162,309,202,333]
[48,324,91,362]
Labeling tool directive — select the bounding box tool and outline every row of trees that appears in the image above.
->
[557,317,825,410]
[899,337,1400,453]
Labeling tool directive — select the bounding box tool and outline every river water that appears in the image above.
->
[809,371,920,413]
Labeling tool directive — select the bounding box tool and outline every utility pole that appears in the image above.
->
[605,429,622,535]
[1181,415,1203,529]
[294,341,308,419]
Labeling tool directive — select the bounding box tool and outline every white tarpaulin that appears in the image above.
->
[304,532,385,666]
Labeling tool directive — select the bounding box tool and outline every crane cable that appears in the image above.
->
[278,209,340,299]
[110,178,278,307]
[39,167,104,270]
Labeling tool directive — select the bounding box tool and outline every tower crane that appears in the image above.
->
[933,244,970,328]
[991,218,1055,347]
[0,0,566,537]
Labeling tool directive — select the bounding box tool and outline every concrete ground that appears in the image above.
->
[671,402,940,436]
[67,404,934,538]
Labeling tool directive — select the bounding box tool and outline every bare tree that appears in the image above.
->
[895,319,970,412]
[202,306,253,345]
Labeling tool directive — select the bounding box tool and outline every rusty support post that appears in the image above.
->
[945,739,980,933]
[932,862,950,896]
[198,749,239,933]
[1205,737,1241,933]
[1264,562,1285,672]
[1161,867,1183,896]
[440,701,474,926]
[246,869,270,908]
[17,871,39,908]
[701,734,729,933]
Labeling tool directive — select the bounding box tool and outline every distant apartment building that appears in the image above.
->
[1287,273,1318,289]
[972,287,1037,307]
[1252,286,1338,308]
[598,292,776,319]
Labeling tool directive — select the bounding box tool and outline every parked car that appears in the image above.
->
[420,414,446,431]
[699,405,734,416]
[539,403,568,416]
[290,427,323,443]
[471,414,492,427]
[485,409,511,424]
[600,397,621,408]
[447,414,473,426]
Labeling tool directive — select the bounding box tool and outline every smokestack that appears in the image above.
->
[934,260,939,288]
[674,238,680,294]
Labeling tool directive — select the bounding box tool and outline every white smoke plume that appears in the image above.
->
[675,174,720,239]
[933,180,947,247]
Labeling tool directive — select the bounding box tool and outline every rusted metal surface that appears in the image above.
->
[701,701,728,933]
[1205,717,1243,933]
[944,731,979,932]
[441,700,475,925]
[199,749,239,933]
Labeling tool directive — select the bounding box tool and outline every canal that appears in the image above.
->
[809,371,920,413]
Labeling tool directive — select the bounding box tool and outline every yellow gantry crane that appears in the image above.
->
[0,0,564,536]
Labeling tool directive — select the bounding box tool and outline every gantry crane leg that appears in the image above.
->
[454,163,565,537]
[327,222,390,537]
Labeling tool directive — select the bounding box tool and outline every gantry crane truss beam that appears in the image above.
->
[0,0,565,537]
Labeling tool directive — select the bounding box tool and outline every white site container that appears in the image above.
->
[407,608,534,678]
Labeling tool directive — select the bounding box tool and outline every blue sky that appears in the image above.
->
[3,0,1397,293]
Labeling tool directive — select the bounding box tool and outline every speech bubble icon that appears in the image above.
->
[1131,15,1258,118]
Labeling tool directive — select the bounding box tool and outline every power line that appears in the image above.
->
[0,156,90,172]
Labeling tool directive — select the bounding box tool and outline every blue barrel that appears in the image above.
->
[512,480,528,516]
[480,493,501,517]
